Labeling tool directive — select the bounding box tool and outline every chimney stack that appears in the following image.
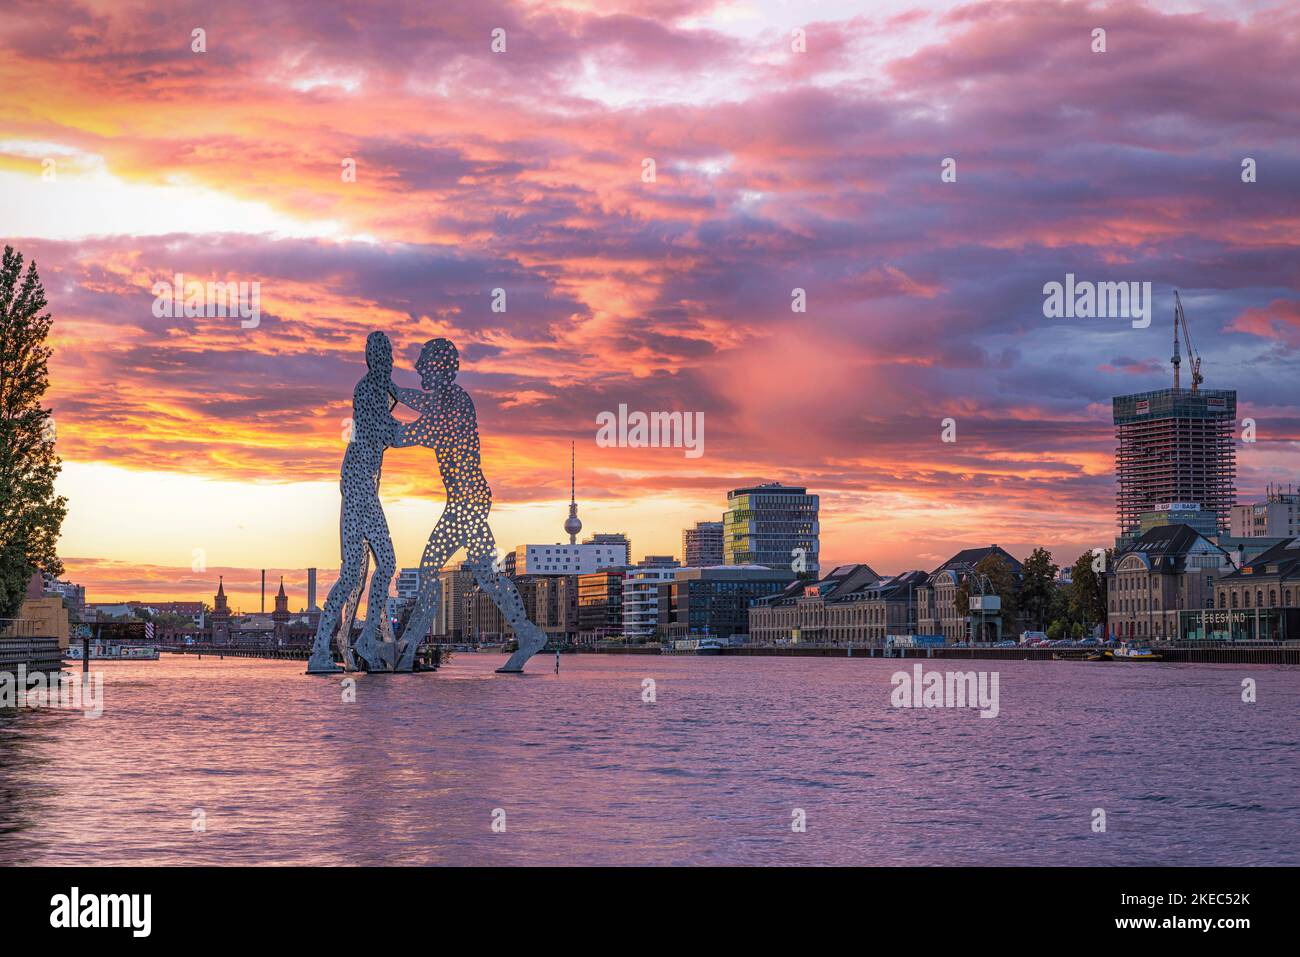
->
[261,569,266,613]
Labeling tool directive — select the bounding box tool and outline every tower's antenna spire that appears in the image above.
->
[564,440,583,545]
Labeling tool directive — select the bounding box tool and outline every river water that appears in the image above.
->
[1,653,1296,865]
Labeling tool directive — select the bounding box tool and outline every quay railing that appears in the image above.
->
[159,644,312,660]
[591,638,1300,664]
[0,623,66,674]
[157,643,448,666]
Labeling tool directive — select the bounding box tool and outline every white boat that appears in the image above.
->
[65,642,160,661]
[1106,643,1162,661]
[670,637,723,655]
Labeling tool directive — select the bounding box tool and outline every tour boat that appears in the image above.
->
[65,642,160,661]
[669,637,724,655]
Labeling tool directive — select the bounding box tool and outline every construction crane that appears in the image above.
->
[1171,289,1203,392]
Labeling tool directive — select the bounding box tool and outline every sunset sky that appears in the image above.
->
[2,0,1298,611]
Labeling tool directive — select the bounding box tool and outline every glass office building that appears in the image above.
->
[659,566,796,642]
[723,483,819,576]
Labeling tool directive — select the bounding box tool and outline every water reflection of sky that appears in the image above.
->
[1,655,1297,865]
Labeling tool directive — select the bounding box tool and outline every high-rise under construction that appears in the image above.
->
[1113,292,1236,545]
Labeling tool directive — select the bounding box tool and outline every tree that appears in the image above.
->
[0,245,66,618]
[151,612,197,630]
[1019,546,1059,631]
[1069,549,1111,635]
[1048,582,1074,628]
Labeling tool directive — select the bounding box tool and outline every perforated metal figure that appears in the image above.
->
[390,338,547,673]
[307,332,401,673]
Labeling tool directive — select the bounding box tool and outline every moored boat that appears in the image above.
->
[1053,649,1105,661]
[668,637,723,655]
[65,641,160,661]
[1106,643,1162,661]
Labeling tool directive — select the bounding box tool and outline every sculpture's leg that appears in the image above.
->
[336,550,367,671]
[396,577,441,672]
[466,522,546,673]
[307,521,367,673]
[353,506,398,672]
[396,507,459,671]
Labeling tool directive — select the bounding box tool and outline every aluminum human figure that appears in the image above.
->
[307,332,400,673]
[390,338,547,673]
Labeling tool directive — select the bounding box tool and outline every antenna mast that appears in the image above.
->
[564,440,583,545]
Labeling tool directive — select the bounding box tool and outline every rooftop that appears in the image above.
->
[933,545,1022,575]
[1220,537,1300,581]
[1113,387,1236,424]
[728,482,810,497]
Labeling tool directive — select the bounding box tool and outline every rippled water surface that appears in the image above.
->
[1,653,1296,865]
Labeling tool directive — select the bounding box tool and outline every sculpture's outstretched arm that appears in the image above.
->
[389,418,428,448]
[392,385,434,413]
